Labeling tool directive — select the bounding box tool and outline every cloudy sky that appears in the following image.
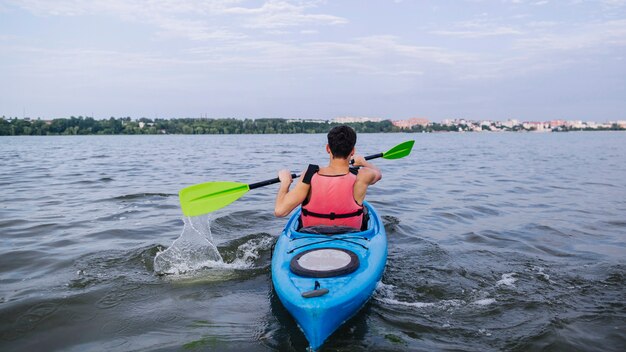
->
[1,0,625,121]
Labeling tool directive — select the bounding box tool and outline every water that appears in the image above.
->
[1,132,625,351]
[153,215,223,275]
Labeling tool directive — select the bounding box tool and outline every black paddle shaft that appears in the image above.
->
[249,173,298,190]
[350,152,383,164]
[248,152,383,190]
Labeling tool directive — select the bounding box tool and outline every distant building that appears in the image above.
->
[444,118,470,126]
[286,119,328,124]
[500,119,518,128]
[523,121,547,131]
[442,118,468,126]
[392,118,429,129]
[549,120,566,128]
[138,122,155,129]
[332,116,383,123]
[566,120,584,129]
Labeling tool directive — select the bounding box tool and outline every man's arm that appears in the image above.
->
[352,156,382,204]
[274,169,310,217]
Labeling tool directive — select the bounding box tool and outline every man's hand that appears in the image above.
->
[278,169,293,185]
[351,155,368,167]
[275,168,309,217]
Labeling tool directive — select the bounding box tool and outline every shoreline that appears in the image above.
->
[2,129,625,137]
[3,117,625,136]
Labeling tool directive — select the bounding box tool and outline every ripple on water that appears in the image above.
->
[384,237,626,350]
[110,192,176,201]
[68,245,160,290]
[0,218,31,228]
[94,208,144,221]
[382,215,400,233]
[467,204,501,216]
[0,300,60,341]
[0,249,55,275]
[96,284,143,310]
[69,177,115,185]
[605,220,626,228]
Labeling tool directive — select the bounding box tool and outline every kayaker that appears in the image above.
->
[274,125,382,230]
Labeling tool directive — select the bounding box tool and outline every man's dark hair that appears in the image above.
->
[327,125,357,159]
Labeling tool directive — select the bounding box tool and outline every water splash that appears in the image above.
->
[496,273,517,287]
[374,282,499,310]
[374,282,464,309]
[227,234,274,269]
[154,215,223,275]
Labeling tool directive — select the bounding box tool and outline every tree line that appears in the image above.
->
[0,116,404,135]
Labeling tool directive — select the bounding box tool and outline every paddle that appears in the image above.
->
[179,140,415,217]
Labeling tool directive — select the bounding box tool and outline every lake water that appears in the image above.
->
[1,132,625,351]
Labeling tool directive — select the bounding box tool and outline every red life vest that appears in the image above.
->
[301,165,364,229]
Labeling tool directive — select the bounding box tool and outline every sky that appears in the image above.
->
[1,0,625,122]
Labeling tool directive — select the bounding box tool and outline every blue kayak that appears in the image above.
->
[271,201,387,350]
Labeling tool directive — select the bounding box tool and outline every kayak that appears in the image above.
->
[271,201,387,350]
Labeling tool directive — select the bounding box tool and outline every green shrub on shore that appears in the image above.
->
[0,116,401,135]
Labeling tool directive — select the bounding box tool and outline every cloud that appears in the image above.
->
[417,1,626,80]
[1,45,174,77]
[0,32,466,84]
[5,3,626,86]
[601,0,626,6]
[452,17,626,80]
[6,0,347,41]
[430,18,524,38]
[0,34,19,41]
[223,0,348,28]
[431,26,523,38]
[514,19,626,52]
[175,34,470,80]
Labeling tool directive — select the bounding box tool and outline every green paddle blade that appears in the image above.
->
[382,140,415,160]
[179,181,250,217]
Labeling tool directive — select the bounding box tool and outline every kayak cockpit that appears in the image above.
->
[284,203,380,240]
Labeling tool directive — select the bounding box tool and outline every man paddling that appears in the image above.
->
[274,125,382,230]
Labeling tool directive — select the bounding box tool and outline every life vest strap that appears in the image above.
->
[302,164,320,185]
[301,208,363,220]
